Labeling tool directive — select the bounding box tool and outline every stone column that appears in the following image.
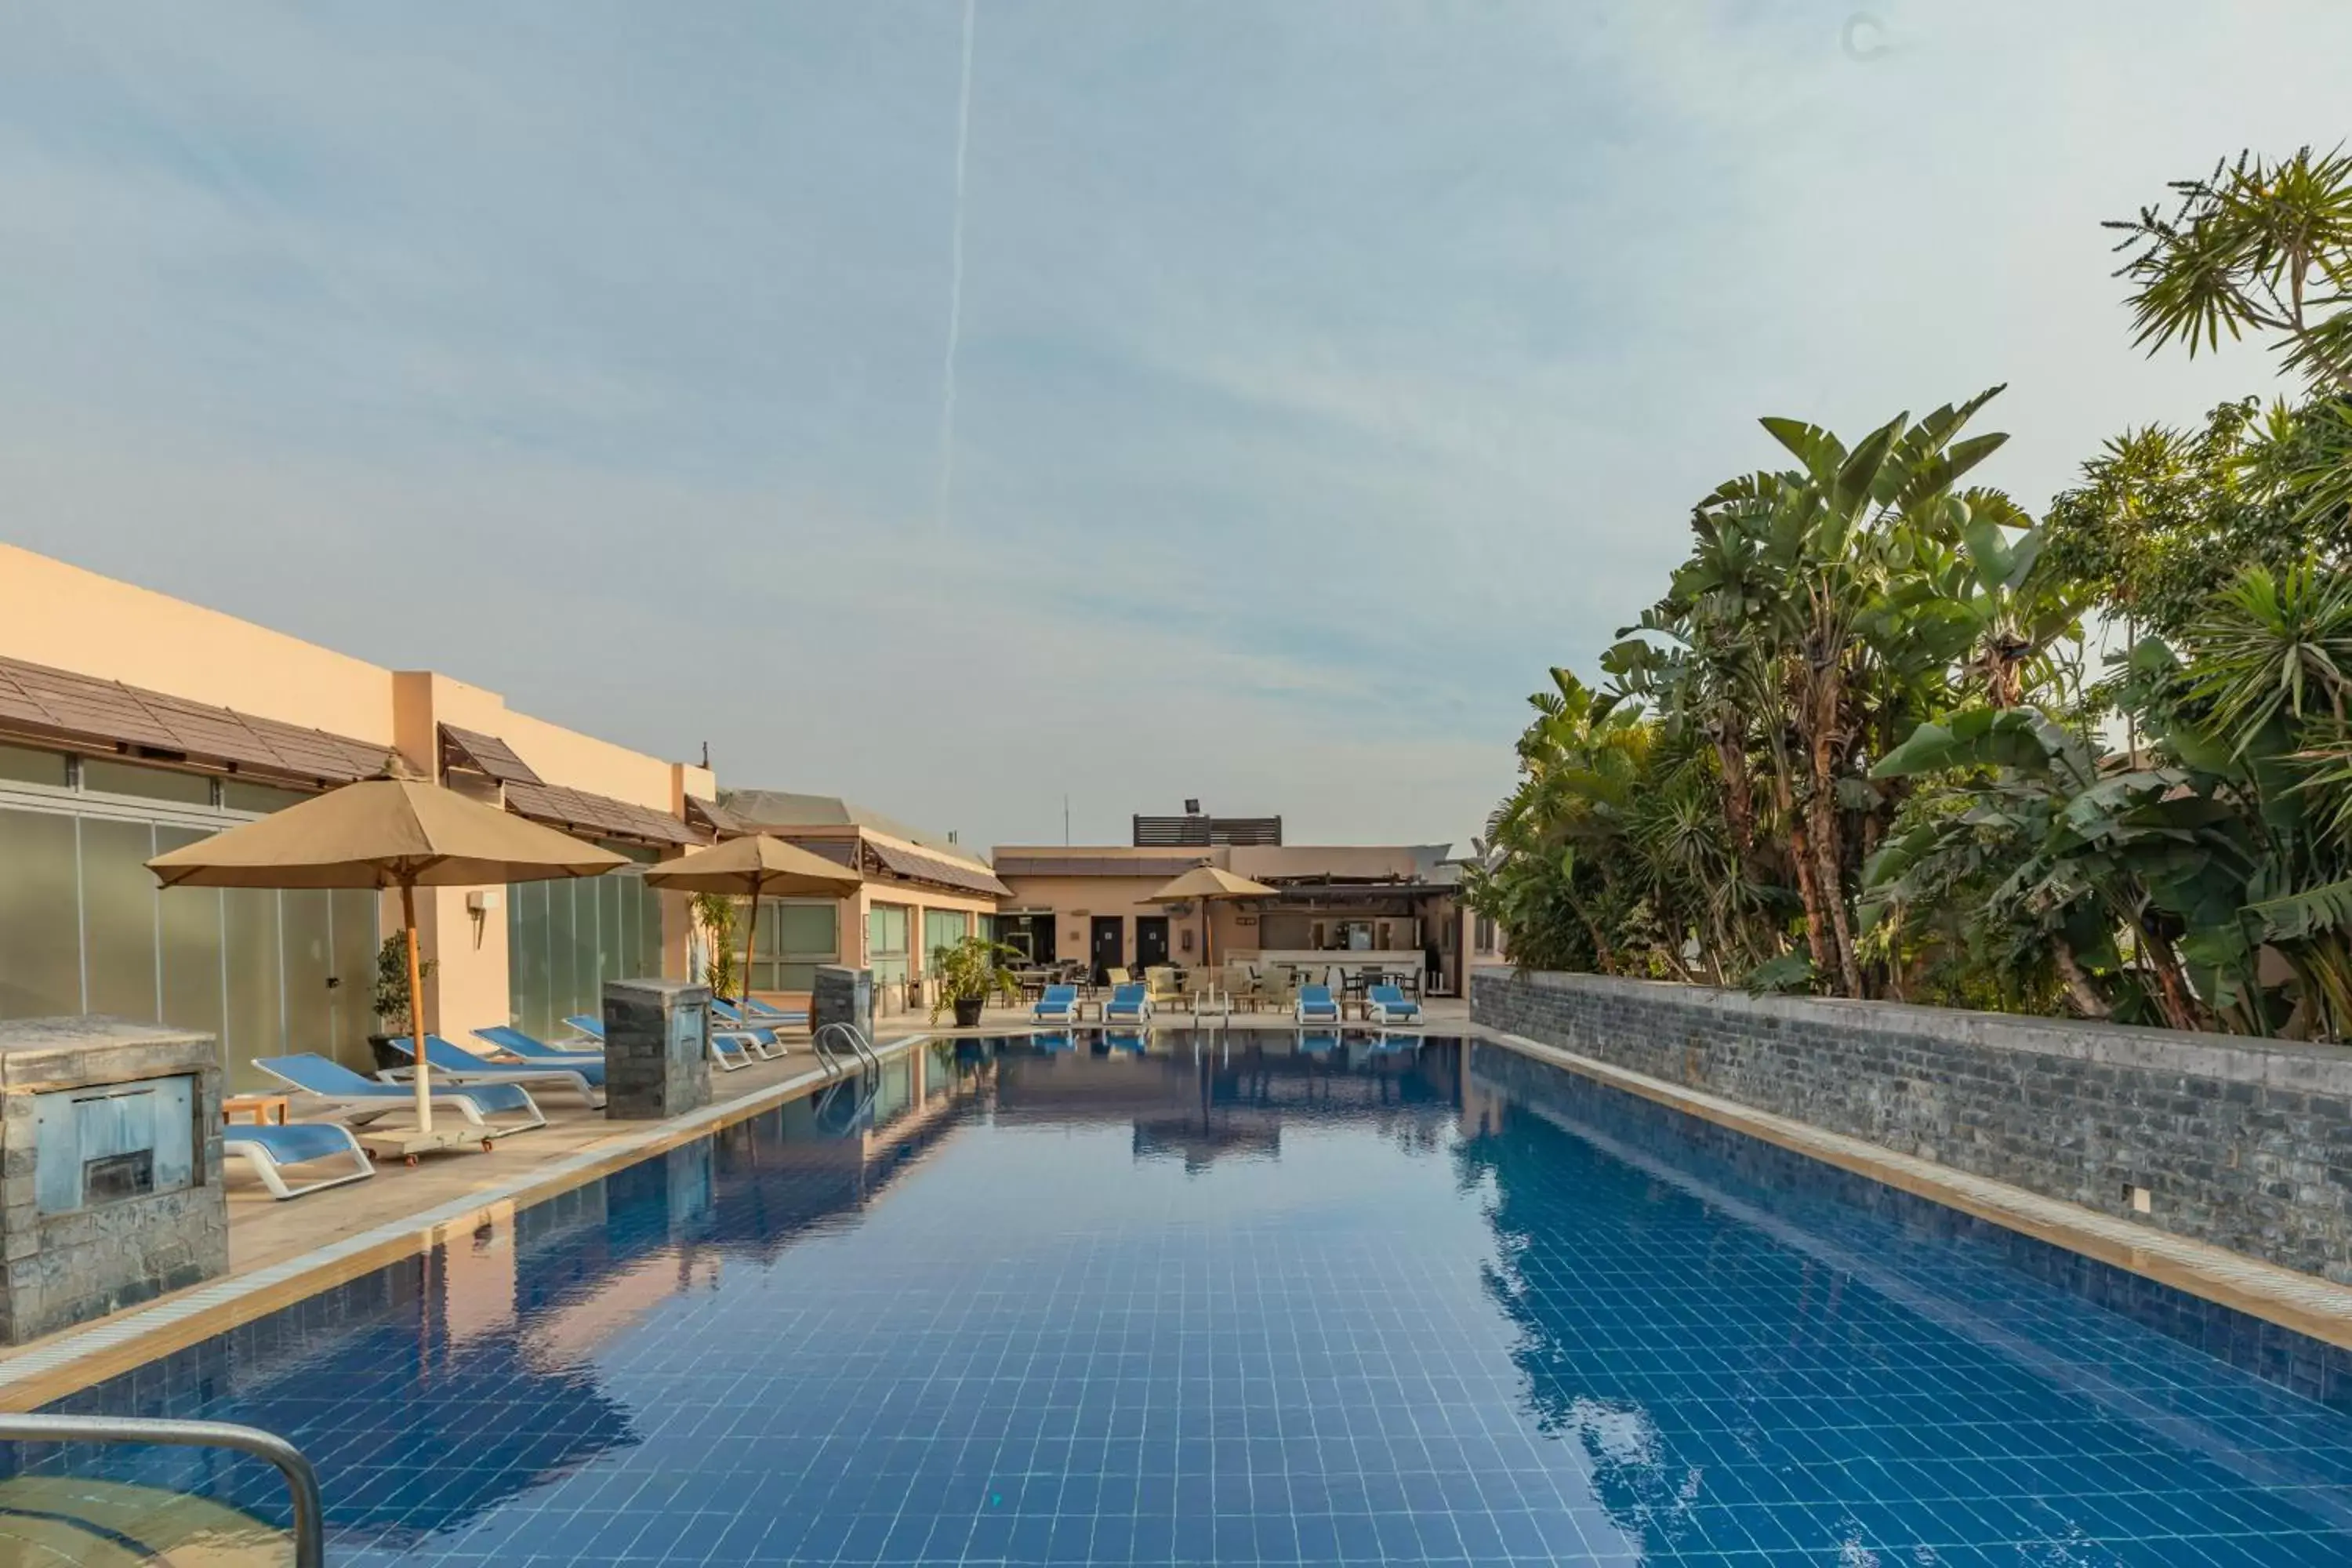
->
[602,979,712,1120]
[811,965,873,1041]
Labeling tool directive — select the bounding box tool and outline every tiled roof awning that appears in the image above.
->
[993,854,1209,879]
[864,839,1011,899]
[685,793,748,838]
[440,724,544,786]
[0,654,392,786]
[504,779,699,847]
[778,837,859,869]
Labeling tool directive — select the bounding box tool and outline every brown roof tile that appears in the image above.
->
[504,779,698,847]
[440,724,546,786]
[0,653,390,785]
[864,838,1011,899]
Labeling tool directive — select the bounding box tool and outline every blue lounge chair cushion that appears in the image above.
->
[256,1054,539,1116]
[1296,985,1341,1019]
[1104,983,1148,1018]
[474,1025,601,1062]
[1367,985,1421,1016]
[419,1033,604,1087]
[225,1123,361,1165]
[564,1014,606,1039]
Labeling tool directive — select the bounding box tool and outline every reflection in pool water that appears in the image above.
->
[13,1032,2352,1566]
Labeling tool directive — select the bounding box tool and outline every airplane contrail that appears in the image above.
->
[935,0,978,528]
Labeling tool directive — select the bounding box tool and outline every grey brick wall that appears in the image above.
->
[1472,967,2352,1284]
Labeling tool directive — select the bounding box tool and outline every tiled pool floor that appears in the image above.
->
[12,1033,2352,1565]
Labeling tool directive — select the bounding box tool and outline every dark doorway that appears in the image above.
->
[1090,916,1125,983]
[1135,916,1171,970]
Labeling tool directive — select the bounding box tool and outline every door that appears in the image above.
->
[1089,916,1125,984]
[1134,916,1170,970]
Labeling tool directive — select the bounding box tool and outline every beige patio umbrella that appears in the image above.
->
[641,835,862,1014]
[1146,864,1276,973]
[149,777,627,1136]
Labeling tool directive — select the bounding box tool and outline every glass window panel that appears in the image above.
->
[223,888,281,1076]
[637,877,665,979]
[509,880,552,1039]
[568,879,599,1023]
[329,888,379,1065]
[772,903,837,956]
[79,818,158,1022]
[80,759,215,805]
[155,827,224,1055]
[0,808,82,1018]
[546,881,579,1032]
[281,890,336,1062]
[222,780,310,815]
[0,744,71,788]
[924,909,968,963]
[597,873,626,986]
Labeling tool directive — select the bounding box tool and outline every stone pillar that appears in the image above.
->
[601,979,712,1120]
[811,965,873,1041]
[0,1018,228,1344]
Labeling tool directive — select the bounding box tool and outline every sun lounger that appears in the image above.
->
[474,1024,603,1062]
[1365,985,1421,1024]
[1295,985,1341,1024]
[379,1035,606,1108]
[1103,982,1151,1023]
[224,1120,376,1200]
[255,1054,546,1134]
[710,1000,786,1047]
[738,996,810,1027]
[1032,984,1079,1023]
[569,1011,763,1069]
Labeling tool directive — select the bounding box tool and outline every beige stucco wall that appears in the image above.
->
[2,545,710,1045]
[1,543,397,742]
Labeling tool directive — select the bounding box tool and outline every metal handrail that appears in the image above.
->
[0,1412,325,1567]
[813,1022,880,1074]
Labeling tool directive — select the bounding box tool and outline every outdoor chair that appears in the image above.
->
[709,1000,786,1051]
[1033,984,1080,1023]
[225,1120,376,1200]
[1295,985,1341,1024]
[473,1025,603,1062]
[1104,982,1152,1022]
[739,996,810,1026]
[255,1053,547,1134]
[1145,967,1181,1009]
[381,1034,606,1109]
[568,1012,764,1069]
[1366,985,1422,1025]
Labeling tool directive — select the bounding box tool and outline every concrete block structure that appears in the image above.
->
[0,1015,227,1343]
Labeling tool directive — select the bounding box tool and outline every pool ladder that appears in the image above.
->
[0,1412,325,1567]
[811,1021,880,1079]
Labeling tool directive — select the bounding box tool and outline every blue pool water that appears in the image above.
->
[16,1033,2352,1565]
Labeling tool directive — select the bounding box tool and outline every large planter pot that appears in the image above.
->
[952,996,985,1028]
[367,1032,408,1074]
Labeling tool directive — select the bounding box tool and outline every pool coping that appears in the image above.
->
[0,1032,934,1413]
[1472,1023,2352,1353]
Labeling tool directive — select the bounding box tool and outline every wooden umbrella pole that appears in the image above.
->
[739,877,761,1015]
[401,880,432,1135]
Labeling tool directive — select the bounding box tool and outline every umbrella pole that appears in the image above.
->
[739,880,761,1014]
[402,880,433,1135]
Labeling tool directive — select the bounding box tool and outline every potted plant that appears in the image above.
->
[928,935,1020,1027]
[369,931,437,1073]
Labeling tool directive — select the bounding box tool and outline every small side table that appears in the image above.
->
[223,1093,291,1127]
[1076,999,1105,1022]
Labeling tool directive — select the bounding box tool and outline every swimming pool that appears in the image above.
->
[13,1032,2352,1565]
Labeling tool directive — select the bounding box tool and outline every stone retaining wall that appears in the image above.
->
[1472,967,2352,1283]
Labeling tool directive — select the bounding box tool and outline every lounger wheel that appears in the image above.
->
[404,1154,419,1167]
[481,1136,496,1152]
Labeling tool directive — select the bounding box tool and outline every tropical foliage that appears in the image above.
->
[1468,143,2352,1040]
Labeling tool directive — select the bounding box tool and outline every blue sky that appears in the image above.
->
[2,2,2345,850]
